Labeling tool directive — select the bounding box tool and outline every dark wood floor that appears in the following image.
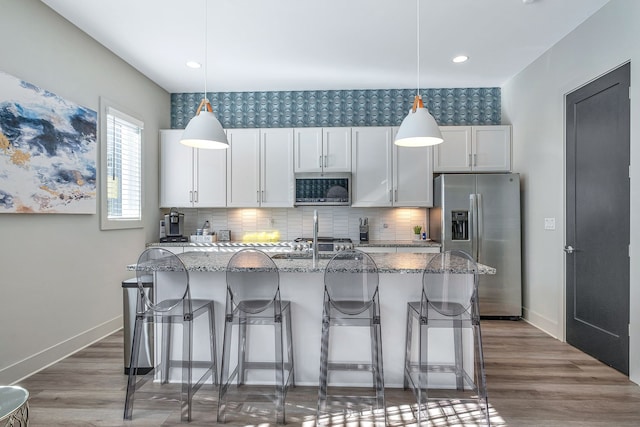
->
[15,320,640,426]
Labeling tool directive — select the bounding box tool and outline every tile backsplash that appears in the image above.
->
[165,207,430,242]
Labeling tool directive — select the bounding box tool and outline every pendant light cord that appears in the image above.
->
[204,0,208,100]
[416,0,420,98]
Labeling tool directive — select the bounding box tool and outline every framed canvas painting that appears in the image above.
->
[0,70,97,214]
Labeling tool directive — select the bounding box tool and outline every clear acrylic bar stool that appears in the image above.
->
[317,249,386,425]
[217,249,295,424]
[403,250,490,426]
[124,247,217,422]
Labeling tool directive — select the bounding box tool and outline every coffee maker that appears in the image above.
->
[359,217,369,242]
[164,208,184,237]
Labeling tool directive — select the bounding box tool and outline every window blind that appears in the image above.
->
[106,107,143,221]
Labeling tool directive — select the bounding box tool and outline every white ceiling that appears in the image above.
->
[41,0,609,93]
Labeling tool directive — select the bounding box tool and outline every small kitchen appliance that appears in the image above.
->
[164,208,184,237]
[359,217,369,242]
[294,173,351,206]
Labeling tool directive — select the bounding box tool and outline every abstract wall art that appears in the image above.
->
[0,71,97,214]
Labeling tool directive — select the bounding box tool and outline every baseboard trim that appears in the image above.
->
[522,307,560,339]
[0,316,123,385]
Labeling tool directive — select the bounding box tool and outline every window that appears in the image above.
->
[100,99,144,230]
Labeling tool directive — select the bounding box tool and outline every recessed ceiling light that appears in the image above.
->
[186,61,201,69]
[453,55,469,63]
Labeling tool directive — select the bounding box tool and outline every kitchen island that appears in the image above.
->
[131,251,494,387]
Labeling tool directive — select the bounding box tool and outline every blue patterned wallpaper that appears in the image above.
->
[171,88,500,129]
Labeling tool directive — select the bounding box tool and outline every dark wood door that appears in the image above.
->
[565,63,630,374]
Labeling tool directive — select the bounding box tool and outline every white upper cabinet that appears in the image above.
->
[226,128,294,208]
[294,127,351,173]
[226,129,260,207]
[260,128,294,207]
[160,129,226,208]
[351,127,393,207]
[351,126,433,207]
[434,125,511,172]
[392,126,433,207]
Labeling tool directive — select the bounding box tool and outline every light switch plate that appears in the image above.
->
[544,217,556,230]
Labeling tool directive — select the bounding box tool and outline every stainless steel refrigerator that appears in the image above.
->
[430,173,522,318]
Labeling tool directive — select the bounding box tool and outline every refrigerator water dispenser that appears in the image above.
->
[451,210,468,240]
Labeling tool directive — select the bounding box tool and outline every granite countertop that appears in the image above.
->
[130,251,495,275]
[354,240,441,248]
[149,240,442,248]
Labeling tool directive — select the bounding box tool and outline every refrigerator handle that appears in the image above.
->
[477,193,483,262]
[470,194,477,261]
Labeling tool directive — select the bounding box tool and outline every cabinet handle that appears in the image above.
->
[389,189,393,202]
[194,190,198,203]
[473,153,477,166]
[324,155,328,168]
[468,154,472,167]
[394,188,398,202]
[257,190,260,203]
[262,190,265,203]
[319,155,322,168]
[189,190,193,203]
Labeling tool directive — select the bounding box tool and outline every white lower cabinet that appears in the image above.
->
[357,246,396,254]
[358,246,441,254]
[397,246,440,254]
[160,129,226,208]
[351,126,433,207]
[226,128,294,208]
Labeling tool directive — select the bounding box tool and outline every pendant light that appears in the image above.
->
[395,0,443,147]
[180,0,229,149]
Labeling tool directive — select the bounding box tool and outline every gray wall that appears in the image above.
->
[502,0,639,384]
[0,0,169,384]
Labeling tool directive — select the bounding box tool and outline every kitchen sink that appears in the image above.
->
[271,253,335,260]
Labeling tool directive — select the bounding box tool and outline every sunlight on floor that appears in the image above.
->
[297,402,505,426]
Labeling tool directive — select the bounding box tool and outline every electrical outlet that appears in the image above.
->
[544,217,556,230]
[383,223,389,229]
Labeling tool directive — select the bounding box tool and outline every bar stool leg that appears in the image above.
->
[274,312,285,424]
[217,315,234,423]
[181,314,193,421]
[124,315,144,420]
[403,305,414,391]
[317,310,330,415]
[417,318,429,426]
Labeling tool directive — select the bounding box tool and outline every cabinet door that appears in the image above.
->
[294,127,323,172]
[393,126,434,207]
[472,125,512,172]
[194,146,226,207]
[226,129,260,207]
[433,126,473,172]
[323,127,352,172]
[397,247,440,254]
[261,128,294,207]
[351,127,392,207]
[358,247,396,254]
[160,129,194,208]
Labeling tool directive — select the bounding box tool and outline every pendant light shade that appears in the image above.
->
[181,98,229,149]
[395,95,443,147]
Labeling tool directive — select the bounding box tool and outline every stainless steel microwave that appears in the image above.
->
[294,173,351,206]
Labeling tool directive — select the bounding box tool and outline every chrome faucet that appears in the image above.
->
[312,209,318,265]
